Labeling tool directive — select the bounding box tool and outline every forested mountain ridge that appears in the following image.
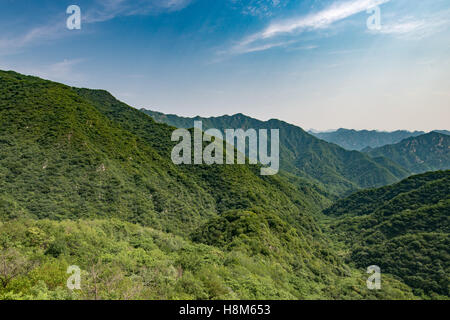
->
[324,171,450,298]
[0,70,333,235]
[142,110,410,196]
[365,132,450,174]
[309,128,425,151]
[434,130,450,136]
[0,70,417,299]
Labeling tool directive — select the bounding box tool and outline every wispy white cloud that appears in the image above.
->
[228,0,390,54]
[230,0,288,17]
[286,44,319,52]
[228,0,450,55]
[47,59,85,79]
[260,0,389,38]
[0,58,85,83]
[235,39,298,54]
[377,20,425,35]
[0,0,193,54]
[85,0,193,23]
[373,10,450,39]
[0,23,64,55]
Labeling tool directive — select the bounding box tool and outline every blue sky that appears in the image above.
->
[1,0,449,131]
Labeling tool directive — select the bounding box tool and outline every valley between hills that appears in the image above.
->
[0,70,448,300]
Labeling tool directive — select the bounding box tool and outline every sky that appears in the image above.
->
[0,0,449,131]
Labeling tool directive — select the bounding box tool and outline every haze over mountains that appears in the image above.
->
[309,129,427,151]
[143,110,450,191]
[2,70,414,300]
[309,129,450,151]
[142,110,410,197]
[0,70,448,300]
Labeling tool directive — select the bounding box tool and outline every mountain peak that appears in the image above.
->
[366,132,450,173]
[142,109,410,196]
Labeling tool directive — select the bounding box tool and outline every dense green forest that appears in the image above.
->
[142,110,410,197]
[0,70,447,300]
[324,171,450,298]
[365,132,450,173]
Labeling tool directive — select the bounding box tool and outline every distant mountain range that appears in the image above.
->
[434,130,450,136]
[309,128,427,151]
[142,110,410,197]
[1,70,423,300]
[0,70,349,299]
[364,132,450,174]
[1,70,449,300]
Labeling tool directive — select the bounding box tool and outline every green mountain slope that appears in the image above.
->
[366,132,450,174]
[142,110,410,196]
[309,128,425,151]
[324,171,450,298]
[0,70,331,235]
[0,70,417,299]
[0,217,417,300]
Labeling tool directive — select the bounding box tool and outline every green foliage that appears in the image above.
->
[142,110,410,197]
[325,171,450,297]
[0,70,327,235]
[0,219,417,300]
[0,70,431,300]
[366,132,450,173]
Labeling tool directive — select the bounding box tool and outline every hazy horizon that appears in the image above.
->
[140,106,450,133]
[1,0,449,131]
